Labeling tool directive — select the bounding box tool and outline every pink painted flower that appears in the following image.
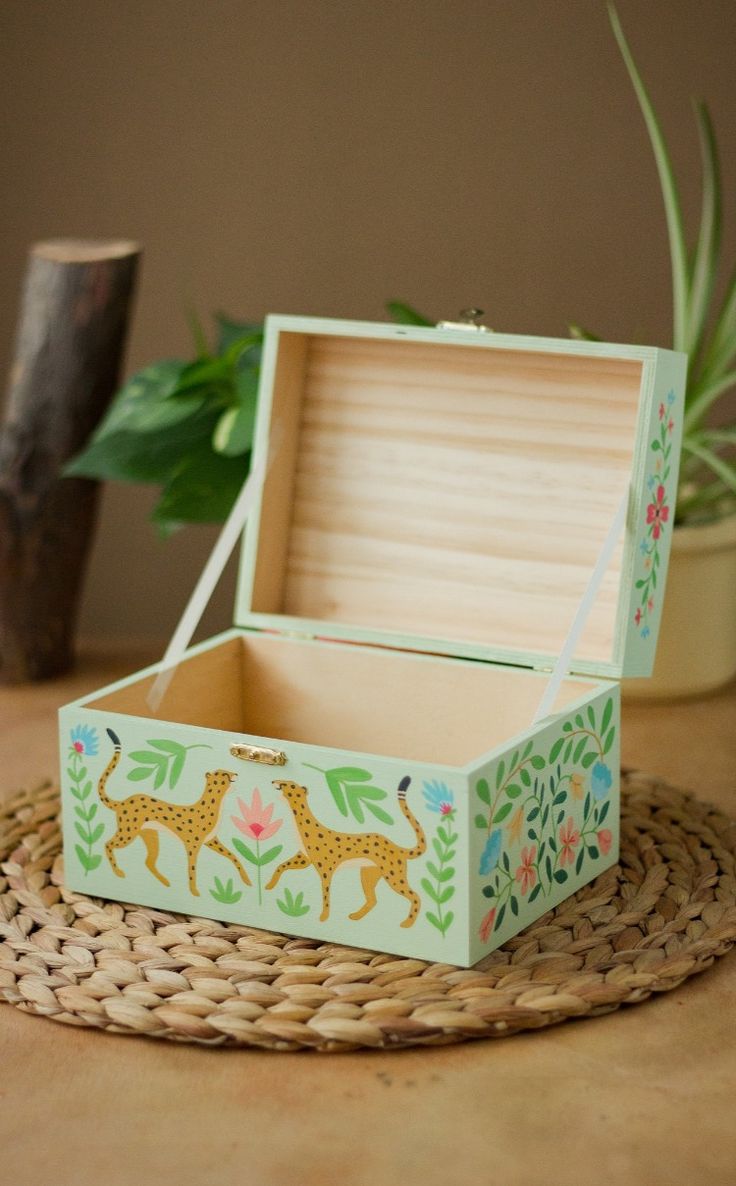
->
[515,846,537,895]
[440,801,453,816]
[667,418,674,434]
[659,402,666,420]
[559,817,581,867]
[634,607,642,626]
[646,485,670,540]
[647,597,654,611]
[479,907,496,943]
[232,788,282,842]
[598,828,613,856]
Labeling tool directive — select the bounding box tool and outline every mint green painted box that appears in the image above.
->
[60,316,686,966]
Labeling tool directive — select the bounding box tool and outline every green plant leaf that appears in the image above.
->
[568,324,602,342]
[385,300,433,326]
[608,3,689,353]
[258,844,283,866]
[493,802,513,824]
[686,100,721,361]
[151,442,251,535]
[213,367,259,457]
[682,439,736,494]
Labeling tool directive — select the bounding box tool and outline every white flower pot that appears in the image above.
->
[623,513,736,700]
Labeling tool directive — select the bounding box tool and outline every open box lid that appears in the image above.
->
[235,315,687,680]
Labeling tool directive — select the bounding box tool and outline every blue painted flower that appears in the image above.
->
[479,829,502,876]
[591,761,613,800]
[422,780,455,816]
[647,475,656,492]
[667,389,676,405]
[639,540,650,556]
[70,724,99,757]
[641,626,650,639]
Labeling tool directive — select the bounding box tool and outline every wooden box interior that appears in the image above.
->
[241,329,644,670]
[84,633,598,767]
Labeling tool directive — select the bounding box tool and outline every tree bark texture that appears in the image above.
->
[0,240,140,683]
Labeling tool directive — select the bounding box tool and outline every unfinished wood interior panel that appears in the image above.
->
[84,633,598,766]
[249,332,643,667]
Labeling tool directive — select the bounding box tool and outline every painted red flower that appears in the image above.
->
[598,828,613,856]
[634,607,642,626]
[646,485,670,539]
[479,907,496,943]
[659,402,666,420]
[667,418,674,434]
[515,845,537,895]
[559,817,581,867]
[232,789,282,842]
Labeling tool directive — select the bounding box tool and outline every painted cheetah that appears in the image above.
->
[266,776,426,927]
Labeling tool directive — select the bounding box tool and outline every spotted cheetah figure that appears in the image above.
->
[98,728,250,896]
[266,776,426,927]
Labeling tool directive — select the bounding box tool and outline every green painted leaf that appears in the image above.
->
[493,802,513,824]
[325,771,348,816]
[346,792,365,824]
[153,763,167,791]
[436,866,454,883]
[74,822,92,844]
[562,721,573,733]
[510,895,519,917]
[496,904,506,929]
[232,837,257,864]
[169,752,185,788]
[528,827,537,841]
[258,844,283,866]
[364,802,394,826]
[520,767,532,787]
[329,766,372,782]
[443,911,454,931]
[552,791,567,807]
[426,910,447,934]
[482,884,495,899]
[563,740,573,763]
[573,737,588,763]
[598,800,610,824]
[75,844,91,870]
[437,825,451,845]
[127,767,155,782]
[601,697,613,735]
[432,838,444,860]
[505,783,523,799]
[475,778,491,805]
[129,750,165,765]
[89,823,104,845]
[528,883,541,903]
[87,854,102,871]
[553,869,569,884]
[474,813,487,829]
[581,750,597,770]
[549,737,565,764]
[147,739,184,755]
[495,760,506,791]
[527,806,540,822]
[587,845,600,860]
[421,878,441,903]
[603,728,616,755]
[545,854,553,882]
[522,740,534,759]
[530,755,545,771]
[426,861,442,880]
[502,850,511,873]
[587,705,596,729]
[436,886,455,905]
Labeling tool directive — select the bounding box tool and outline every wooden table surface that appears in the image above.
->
[1,641,735,1186]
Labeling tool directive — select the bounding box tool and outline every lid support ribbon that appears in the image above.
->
[531,488,630,726]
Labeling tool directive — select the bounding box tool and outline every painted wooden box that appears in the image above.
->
[59,315,686,966]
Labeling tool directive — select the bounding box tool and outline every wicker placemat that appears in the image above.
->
[1,772,735,1051]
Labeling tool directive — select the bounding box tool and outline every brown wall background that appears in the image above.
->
[2,0,735,644]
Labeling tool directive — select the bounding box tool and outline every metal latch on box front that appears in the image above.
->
[230,743,287,766]
[436,307,492,332]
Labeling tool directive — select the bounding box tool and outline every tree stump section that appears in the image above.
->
[0,240,140,683]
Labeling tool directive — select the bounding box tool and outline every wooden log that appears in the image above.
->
[0,239,140,683]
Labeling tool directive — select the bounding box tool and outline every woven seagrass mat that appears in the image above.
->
[1,772,736,1052]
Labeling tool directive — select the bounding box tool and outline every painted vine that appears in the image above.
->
[634,388,676,638]
[476,697,616,942]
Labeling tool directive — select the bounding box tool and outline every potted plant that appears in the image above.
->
[572,7,736,698]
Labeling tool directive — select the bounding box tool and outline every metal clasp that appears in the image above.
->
[436,307,491,332]
[230,743,287,766]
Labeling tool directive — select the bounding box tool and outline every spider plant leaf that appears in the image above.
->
[698,265,736,384]
[686,101,720,361]
[683,368,736,433]
[385,300,433,326]
[568,324,602,341]
[681,438,736,494]
[608,3,689,353]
